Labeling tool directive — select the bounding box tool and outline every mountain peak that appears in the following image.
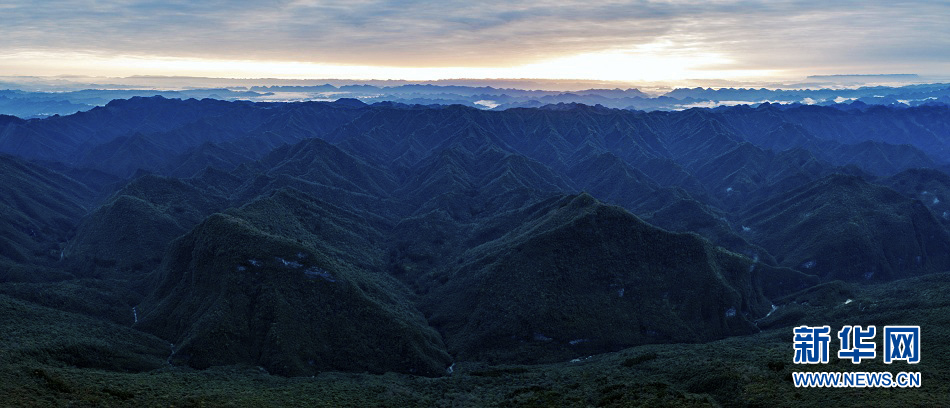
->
[331,97,368,108]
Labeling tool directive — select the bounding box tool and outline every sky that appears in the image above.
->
[1,1,949,85]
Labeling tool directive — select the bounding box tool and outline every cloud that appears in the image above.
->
[1,0,949,79]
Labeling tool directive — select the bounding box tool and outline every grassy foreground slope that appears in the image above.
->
[1,273,948,407]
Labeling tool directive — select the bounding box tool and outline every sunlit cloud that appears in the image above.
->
[0,1,947,83]
[507,43,778,81]
[0,47,778,83]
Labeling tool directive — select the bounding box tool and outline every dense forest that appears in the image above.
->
[2,97,949,405]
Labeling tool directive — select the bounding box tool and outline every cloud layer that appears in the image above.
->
[2,1,948,80]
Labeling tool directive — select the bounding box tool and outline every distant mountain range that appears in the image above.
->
[2,81,950,118]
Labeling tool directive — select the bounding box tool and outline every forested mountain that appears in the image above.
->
[2,96,949,405]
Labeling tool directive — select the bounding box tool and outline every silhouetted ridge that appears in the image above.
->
[423,194,809,363]
[742,174,950,281]
[65,173,228,279]
[0,154,96,281]
[138,212,450,376]
[884,168,950,228]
